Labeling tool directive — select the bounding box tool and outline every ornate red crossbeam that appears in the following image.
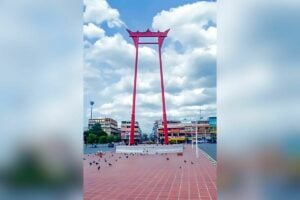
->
[127,29,169,38]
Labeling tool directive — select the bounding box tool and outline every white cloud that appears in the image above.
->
[83,23,105,39]
[152,1,216,49]
[83,0,124,27]
[85,33,134,69]
[85,33,159,71]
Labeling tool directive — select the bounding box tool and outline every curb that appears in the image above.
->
[198,148,217,166]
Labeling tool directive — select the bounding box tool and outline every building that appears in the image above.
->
[192,120,210,140]
[88,118,120,136]
[156,120,185,144]
[155,118,214,143]
[120,121,142,144]
[208,117,217,143]
[153,120,181,143]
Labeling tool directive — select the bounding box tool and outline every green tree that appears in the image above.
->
[89,123,107,137]
[87,134,98,144]
[113,135,121,142]
[107,135,114,143]
[142,134,148,141]
[83,130,89,146]
[99,136,107,144]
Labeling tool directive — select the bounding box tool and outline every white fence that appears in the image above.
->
[116,144,183,154]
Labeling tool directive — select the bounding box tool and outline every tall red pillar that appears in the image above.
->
[158,37,169,144]
[127,29,170,145]
[129,37,139,145]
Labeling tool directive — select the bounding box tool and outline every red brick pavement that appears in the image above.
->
[84,145,216,200]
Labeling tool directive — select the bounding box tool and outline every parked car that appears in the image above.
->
[192,139,205,144]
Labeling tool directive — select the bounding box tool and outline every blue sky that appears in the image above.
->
[108,0,199,33]
[83,0,216,133]
[100,0,215,41]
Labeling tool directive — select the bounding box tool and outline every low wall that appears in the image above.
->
[116,144,183,154]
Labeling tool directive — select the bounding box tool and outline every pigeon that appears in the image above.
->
[115,159,118,162]
[96,162,99,165]
[104,159,107,162]
[191,161,194,165]
[108,163,112,167]
[184,160,187,163]
[166,157,169,161]
[93,161,95,163]
[98,166,100,170]
[89,162,92,166]
[126,156,128,159]
[179,166,182,169]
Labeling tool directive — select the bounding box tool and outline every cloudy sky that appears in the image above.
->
[83,0,216,134]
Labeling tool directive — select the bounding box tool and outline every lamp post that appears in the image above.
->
[90,101,94,119]
[195,117,199,158]
[192,125,194,149]
[195,109,203,158]
[128,132,130,146]
[183,118,192,147]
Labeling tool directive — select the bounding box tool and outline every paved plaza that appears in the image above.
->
[84,145,216,200]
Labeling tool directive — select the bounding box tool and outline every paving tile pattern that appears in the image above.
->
[84,146,216,200]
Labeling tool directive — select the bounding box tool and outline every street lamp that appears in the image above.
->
[195,109,203,158]
[90,101,94,119]
[128,131,130,146]
[192,123,194,149]
[195,117,199,158]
